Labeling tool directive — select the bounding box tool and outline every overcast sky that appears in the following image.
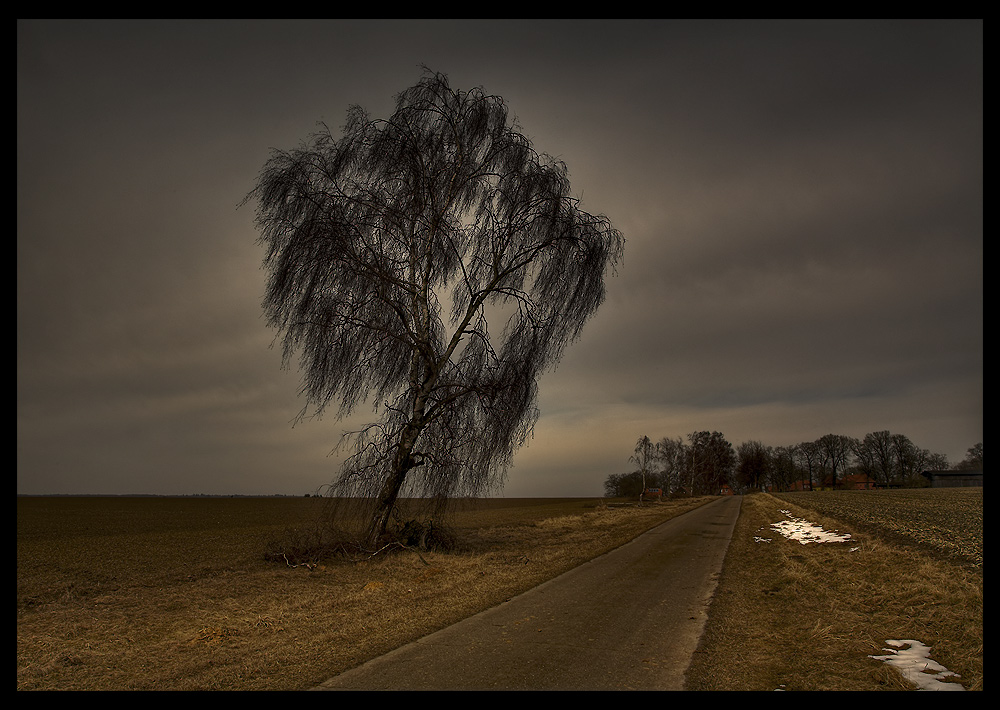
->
[17,19,982,497]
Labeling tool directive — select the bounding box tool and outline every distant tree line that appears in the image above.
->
[604,432,982,498]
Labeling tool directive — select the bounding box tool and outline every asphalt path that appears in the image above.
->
[313,495,743,691]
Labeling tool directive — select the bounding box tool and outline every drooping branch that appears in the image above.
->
[244,70,624,542]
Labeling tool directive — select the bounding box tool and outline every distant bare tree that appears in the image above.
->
[955,442,982,470]
[686,431,736,495]
[655,436,686,495]
[603,470,649,499]
[795,440,822,490]
[770,445,799,491]
[855,430,896,486]
[244,71,624,546]
[816,434,856,488]
[890,433,924,485]
[736,440,771,492]
[630,435,656,502]
[887,433,949,485]
[851,438,875,480]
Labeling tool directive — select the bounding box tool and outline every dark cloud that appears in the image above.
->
[18,20,982,496]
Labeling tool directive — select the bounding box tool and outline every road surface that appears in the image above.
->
[313,495,742,691]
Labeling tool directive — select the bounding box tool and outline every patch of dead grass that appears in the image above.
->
[684,492,982,692]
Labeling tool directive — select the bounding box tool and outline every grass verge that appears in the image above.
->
[684,492,982,691]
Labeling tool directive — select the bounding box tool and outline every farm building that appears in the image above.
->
[920,470,983,488]
[841,473,878,490]
[815,474,878,490]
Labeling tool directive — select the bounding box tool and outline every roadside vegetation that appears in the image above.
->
[17,495,708,691]
[684,489,982,691]
[18,489,981,691]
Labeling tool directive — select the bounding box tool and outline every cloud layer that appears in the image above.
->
[18,20,982,496]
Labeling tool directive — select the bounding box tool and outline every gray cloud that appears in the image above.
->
[17,20,981,496]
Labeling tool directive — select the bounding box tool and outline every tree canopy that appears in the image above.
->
[244,71,624,544]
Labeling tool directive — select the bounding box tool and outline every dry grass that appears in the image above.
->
[17,495,710,691]
[684,491,983,691]
[19,491,983,692]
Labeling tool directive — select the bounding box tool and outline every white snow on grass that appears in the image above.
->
[769,509,852,545]
[869,640,965,691]
[755,511,966,691]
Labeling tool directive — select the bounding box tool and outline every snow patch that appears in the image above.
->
[770,509,852,545]
[869,639,965,691]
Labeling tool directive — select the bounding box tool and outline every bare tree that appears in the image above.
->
[604,471,648,499]
[856,430,896,486]
[686,431,736,495]
[630,435,655,502]
[655,435,686,495]
[770,445,799,492]
[796,440,822,490]
[890,433,949,485]
[244,71,624,546]
[736,440,771,492]
[955,442,982,470]
[851,436,878,481]
[816,434,856,488]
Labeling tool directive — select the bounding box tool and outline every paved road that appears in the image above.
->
[313,495,742,691]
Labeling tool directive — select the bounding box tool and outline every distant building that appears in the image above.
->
[841,473,878,490]
[810,473,881,490]
[920,470,983,488]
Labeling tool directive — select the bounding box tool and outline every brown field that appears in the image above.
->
[17,495,711,691]
[773,488,983,569]
[18,489,982,691]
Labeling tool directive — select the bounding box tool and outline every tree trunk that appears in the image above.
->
[365,467,408,548]
[364,419,423,548]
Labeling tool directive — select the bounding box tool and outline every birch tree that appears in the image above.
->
[244,71,624,546]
